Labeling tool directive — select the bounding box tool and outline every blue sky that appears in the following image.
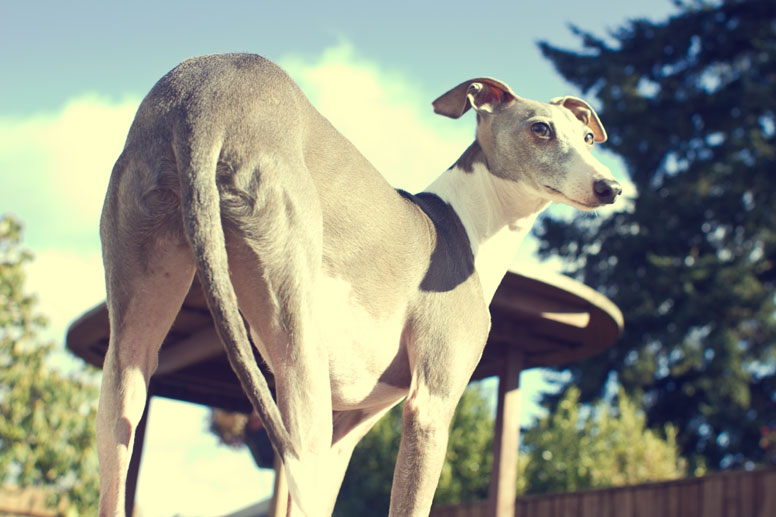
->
[0,1,676,515]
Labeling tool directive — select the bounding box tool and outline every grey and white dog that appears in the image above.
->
[96,53,620,516]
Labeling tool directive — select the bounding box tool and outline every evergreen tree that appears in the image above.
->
[536,0,776,470]
[0,214,100,515]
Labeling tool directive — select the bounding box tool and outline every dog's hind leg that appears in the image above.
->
[306,404,399,516]
[97,174,195,516]
[222,158,333,515]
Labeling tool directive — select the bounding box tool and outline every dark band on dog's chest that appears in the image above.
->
[397,190,475,292]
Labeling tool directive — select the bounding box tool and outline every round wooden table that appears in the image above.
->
[66,263,622,516]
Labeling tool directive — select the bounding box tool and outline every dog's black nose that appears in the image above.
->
[593,179,622,204]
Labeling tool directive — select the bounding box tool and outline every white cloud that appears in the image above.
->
[42,95,139,229]
[25,247,105,345]
[0,94,139,365]
[0,94,139,246]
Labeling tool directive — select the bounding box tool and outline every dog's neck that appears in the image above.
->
[423,161,550,303]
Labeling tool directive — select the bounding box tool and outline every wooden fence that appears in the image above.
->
[430,468,776,517]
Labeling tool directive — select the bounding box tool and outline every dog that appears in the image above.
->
[96,53,620,516]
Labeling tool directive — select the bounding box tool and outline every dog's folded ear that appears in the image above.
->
[550,96,608,143]
[433,78,517,119]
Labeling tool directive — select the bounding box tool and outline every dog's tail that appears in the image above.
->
[176,135,295,461]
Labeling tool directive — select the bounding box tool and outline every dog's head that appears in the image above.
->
[433,79,621,209]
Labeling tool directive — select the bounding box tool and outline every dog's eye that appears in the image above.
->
[585,132,595,145]
[531,122,551,138]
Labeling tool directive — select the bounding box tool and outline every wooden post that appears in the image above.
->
[487,347,524,517]
[125,396,151,517]
[269,454,289,517]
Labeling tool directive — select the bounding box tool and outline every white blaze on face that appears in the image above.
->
[557,145,616,208]
[520,105,616,209]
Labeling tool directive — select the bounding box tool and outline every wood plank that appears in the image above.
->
[597,488,614,517]
[487,348,524,517]
[553,495,566,517]
[682,478,701,517]
[723,472,741,517]
[666,481,682,517]
[654,484,668,517]
[556,494,571,517]
[611,486,634,517]
[580,491,599,517]
[738,470,755,517]
[156,326,221,375]
[758,470,776,517]
[634,486,655,517]
[513,498,524,517]
[535,496,554,517]
[701,475,724,517]
[522,499,537,517]
[570,493,585,517]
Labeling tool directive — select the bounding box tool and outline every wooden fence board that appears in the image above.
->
[739,469,756,517]
[683,478,702,517]
[724,472,742,517]
[652,484,667,517]
[550,494,564,517]
[634,486,655,517]
[533,497,553,517]
[598,488,614,517]
[518,499,533,517]
[759,470,776,517]
[580,491,598,517]
[666,482,682,517]
[558,494,575,517]
[702,475,725,517]
[429,468,776,517]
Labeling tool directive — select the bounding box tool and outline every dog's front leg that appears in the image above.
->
[389,292,490,516]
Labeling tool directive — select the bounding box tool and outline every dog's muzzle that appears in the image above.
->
[593,179,623,204]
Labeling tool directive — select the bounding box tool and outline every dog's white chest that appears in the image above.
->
[315,275,409,410]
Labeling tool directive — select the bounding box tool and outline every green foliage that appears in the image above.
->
[536,0,776,470]
[0,214,99,515]
[518,386,688,495]
[333,383,493,516]
[435,383,493,504]
[333,405,402,517]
